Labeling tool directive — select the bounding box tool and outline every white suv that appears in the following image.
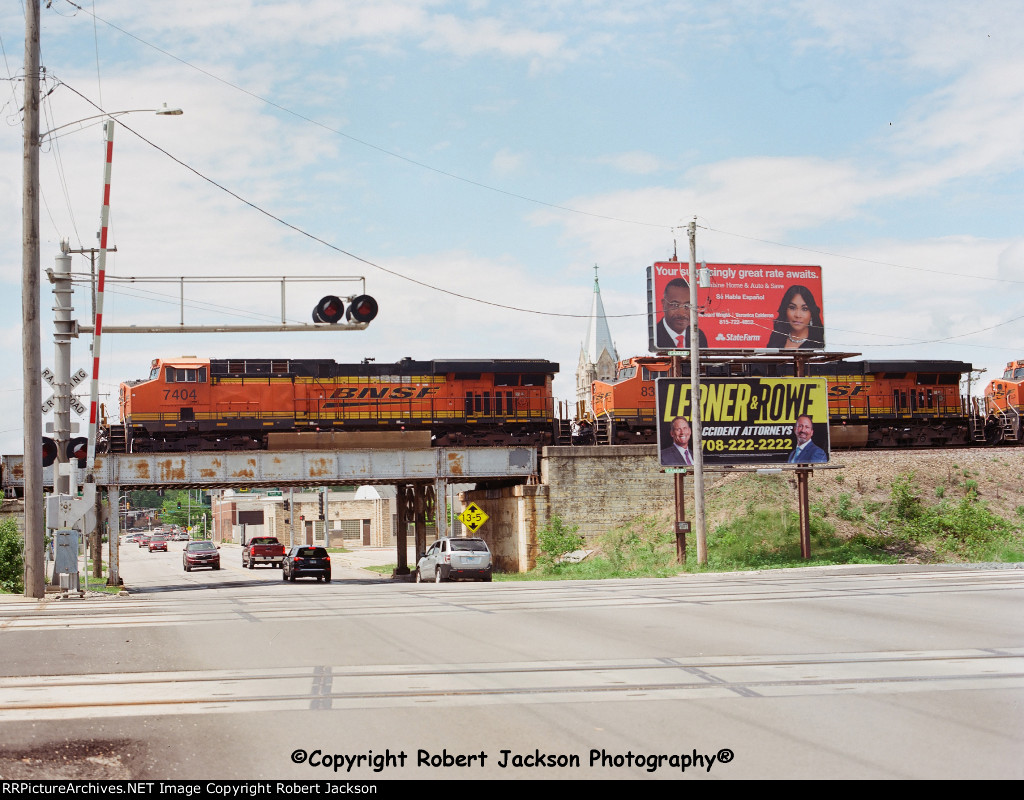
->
[416,537,492,583]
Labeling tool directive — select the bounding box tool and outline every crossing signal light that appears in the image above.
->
[312,295,345,324]
[67,437,88,468]
[346,295,378,324]
[42,437,58,468]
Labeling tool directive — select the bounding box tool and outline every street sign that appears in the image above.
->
[457,502,489,533]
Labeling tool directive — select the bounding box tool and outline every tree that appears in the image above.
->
[0,518,24,594]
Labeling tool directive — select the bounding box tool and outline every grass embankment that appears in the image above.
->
[523,471,1024,581]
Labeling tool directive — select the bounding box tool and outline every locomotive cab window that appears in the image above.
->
[165,367,207,384]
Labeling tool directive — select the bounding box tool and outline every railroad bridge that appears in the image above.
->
[3,445,680,578]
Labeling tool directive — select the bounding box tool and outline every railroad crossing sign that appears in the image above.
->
[41,367,88,416]
[457,502,489,533]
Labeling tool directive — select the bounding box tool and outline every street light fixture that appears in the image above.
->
[24,95,183,596]
[39,105,184,143]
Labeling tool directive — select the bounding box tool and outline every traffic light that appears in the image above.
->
[346,295,378,324]
[283,500,290,511]
[318,491,326,520]
[42,437,57,468]
[312,295,345,324]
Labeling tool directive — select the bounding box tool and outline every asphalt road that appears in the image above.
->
[0,542,1021,780]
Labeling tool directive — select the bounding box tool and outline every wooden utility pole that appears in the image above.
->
[22,0,44,598]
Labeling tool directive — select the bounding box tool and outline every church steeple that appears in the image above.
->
[576,266,618,414]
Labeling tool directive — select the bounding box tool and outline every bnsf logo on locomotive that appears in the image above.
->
[322,385,440,406]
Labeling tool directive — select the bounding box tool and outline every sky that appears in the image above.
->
[2,0,1024,455]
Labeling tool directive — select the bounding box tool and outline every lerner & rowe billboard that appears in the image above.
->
[656,377,830,467]
[647,262,825,352]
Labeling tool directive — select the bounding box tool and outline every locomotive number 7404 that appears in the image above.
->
[163,389,198,401]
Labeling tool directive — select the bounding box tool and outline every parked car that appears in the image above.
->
[282,546,331,582]
[148,534,168,553]
[183,540,221,571]
[416,537,492,583]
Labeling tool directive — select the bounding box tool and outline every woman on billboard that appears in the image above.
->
[766,285,824,350]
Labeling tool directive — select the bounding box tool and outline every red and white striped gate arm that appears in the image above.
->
[86,119,114,469]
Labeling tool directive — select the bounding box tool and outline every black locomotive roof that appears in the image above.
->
[807,360,973,377]
[208,358,558,379]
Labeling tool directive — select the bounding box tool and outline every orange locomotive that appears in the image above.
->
[981,361,1024,444]
[590,356,974,448]
[113,356,559,452]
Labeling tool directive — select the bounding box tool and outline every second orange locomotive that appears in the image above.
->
[590,356,974,448]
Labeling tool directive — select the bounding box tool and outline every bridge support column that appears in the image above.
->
[434,479,447,539]
[395,484,413,575]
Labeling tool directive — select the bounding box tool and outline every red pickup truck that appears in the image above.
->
[242,537,286,569]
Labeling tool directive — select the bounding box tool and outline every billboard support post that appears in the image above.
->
[797,469,811,559]
[687,219,708,565]
[671,355,687,564]
[794,353,812,558]
[674,472,687,564]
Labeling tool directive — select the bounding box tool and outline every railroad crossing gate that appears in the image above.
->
[458,502,489,533]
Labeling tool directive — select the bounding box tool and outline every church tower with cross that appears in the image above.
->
[576,266,618,415]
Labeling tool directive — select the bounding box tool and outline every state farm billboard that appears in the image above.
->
[656,377,830,467]
[647,262,825,352]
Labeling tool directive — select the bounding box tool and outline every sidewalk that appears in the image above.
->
[330,546,418,570]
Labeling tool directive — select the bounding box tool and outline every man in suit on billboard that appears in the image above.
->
[656,278,708,350]
[660,417,695,466]
[788,414,827,463]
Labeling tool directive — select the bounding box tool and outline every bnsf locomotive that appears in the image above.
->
[590,356,978,448]
[982,359,1024,444]
[111,356,559,452]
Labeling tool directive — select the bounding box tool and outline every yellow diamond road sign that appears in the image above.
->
[458,502,489,533]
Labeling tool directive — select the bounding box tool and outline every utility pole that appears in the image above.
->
[687,218,708,565]
[22,0,44,599]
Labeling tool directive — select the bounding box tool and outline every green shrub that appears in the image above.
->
[837,493,863,522]
[536,516,585,568]
[599,518,675,574]
[0,518,24,594]
[889,473,922,521]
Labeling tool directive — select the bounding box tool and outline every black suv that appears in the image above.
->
[282,546,332,583]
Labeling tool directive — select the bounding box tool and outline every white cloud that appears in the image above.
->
[593,151,665,175]
[491,147,525,175]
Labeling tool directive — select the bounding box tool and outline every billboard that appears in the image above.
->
[647,262,825,352]
[656,377,830,467]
